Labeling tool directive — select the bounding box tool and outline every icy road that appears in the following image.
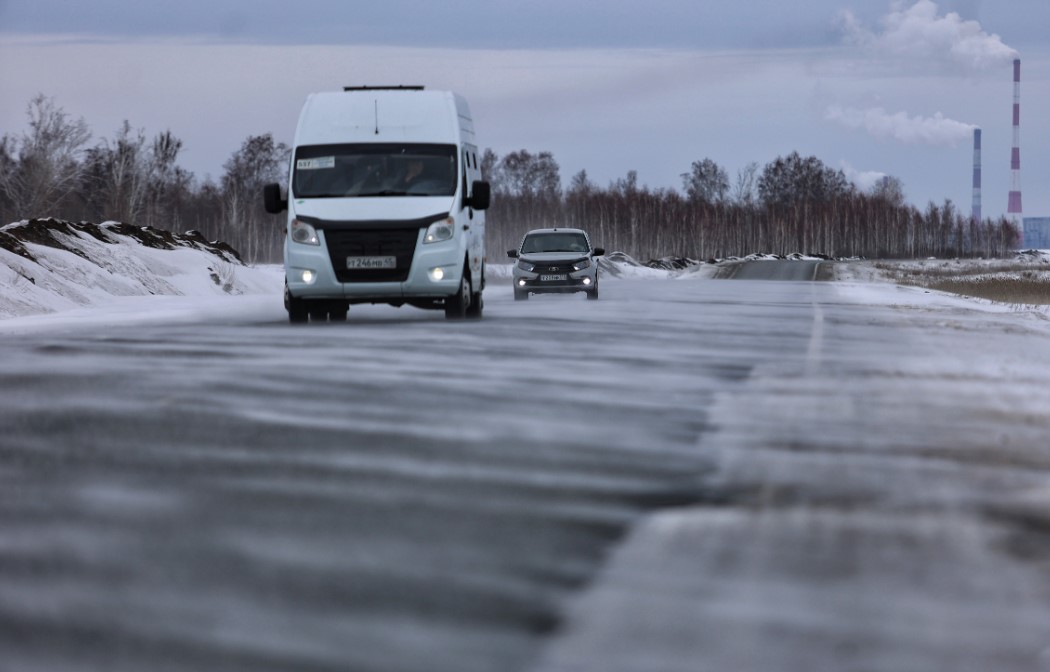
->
[1,265,1049,672]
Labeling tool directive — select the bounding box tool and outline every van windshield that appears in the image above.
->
[293,143,457,198]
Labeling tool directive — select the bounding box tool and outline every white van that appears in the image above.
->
[263,86,490,322]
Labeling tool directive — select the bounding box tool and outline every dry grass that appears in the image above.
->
[872,256,1050,305]
[926,278,1050,305]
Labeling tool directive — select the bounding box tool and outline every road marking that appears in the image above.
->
[805,280,824,376]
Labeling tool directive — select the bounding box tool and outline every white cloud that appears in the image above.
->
[825,105,975,147]
[841,0,1018,70]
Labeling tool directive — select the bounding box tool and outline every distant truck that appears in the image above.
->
[263,86,491,322]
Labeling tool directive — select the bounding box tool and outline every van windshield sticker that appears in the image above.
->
[296,157,335,170]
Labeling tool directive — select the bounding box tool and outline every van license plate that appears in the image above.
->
[540,274,567,282]
[347,256,396,270]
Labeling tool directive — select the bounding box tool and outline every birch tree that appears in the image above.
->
[681,158,729,204]
[220,133,289,263]
[0,95,91,219]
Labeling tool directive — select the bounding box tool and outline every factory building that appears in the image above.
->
[1022,217,1050,249]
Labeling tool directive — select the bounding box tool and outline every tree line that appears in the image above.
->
[1,95,1019,264]
[0,96,288,263]
[485,150,1019,261]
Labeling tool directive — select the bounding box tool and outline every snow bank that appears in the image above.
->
[0,218,281,319]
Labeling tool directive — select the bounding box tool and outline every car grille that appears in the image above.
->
[325,228,418,283]
[537,263,575,273]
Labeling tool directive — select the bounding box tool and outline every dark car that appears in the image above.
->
[508,228,604,301]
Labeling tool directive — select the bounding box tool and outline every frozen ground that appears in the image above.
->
[2,233,1050,671]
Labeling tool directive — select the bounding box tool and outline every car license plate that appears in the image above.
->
[540,274,567,282]
[347,256,396,270]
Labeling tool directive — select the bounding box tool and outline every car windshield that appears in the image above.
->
[293,143,457,198]
[521,233,590,254]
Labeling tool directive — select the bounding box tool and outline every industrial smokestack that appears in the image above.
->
[972,128,982,222]
[1007,58,1023,222]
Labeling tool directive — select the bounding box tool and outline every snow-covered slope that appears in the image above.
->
[0,218,280,319]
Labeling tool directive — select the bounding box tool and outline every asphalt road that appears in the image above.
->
[723,258,823,281]
[2,264,1048,671]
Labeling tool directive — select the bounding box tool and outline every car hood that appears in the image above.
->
[519,252,589,263]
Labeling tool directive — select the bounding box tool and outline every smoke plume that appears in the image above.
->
[839,161,887,192]
[826,105,976,147]
[841,0,1018,70]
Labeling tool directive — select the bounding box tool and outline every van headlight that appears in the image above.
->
[517,260,535,272]
[573,259,591,271]
[290,219,319,246]
[424,218,455,244]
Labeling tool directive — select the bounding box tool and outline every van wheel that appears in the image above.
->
[466,292,483,319]
[586,287,599,301]
[514,289,528,301]
[445,272,469,320]
[286,287,308,323]
[329,306,348,322]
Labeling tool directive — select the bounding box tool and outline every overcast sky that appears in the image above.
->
[1,0,1047,219]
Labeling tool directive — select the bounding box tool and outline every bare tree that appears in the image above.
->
[480,148,499,184]
[0,136,15,224]
[0,95,91,219]
[757,152,852,207]
[492,149,561,198]
[871,175,905,207]
[145,131,190,230]
[732,161,759,205]
[568,169,593,196]
[681,158,729,204]
[220,134,290,263]
[80,121,152,224]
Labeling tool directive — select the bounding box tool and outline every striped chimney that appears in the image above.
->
[1007,58,1022,220]
[972,128,981,222]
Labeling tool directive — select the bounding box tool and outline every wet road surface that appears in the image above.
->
[2,269,1049,671]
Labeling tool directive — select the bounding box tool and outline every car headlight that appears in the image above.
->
[424,218,455,244]
[573,259,591,271]
[290,219,319,245]
[517,260,535,272]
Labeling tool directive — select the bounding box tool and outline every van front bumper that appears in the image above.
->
[285,230,464,301]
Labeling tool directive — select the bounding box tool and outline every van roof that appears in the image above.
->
[295,88,473,147]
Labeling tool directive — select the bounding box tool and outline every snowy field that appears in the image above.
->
[2,225,1050,671]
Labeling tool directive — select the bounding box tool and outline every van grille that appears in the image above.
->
[325,229,418,283]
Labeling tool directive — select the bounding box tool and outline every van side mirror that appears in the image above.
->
[593,248,605,256]
[263,183,287,214]
[507,249,519,259]
[468,180,491,211]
